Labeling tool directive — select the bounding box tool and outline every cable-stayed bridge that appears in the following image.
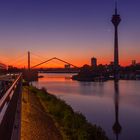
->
[4,51,80,73]
[0,51,81,139]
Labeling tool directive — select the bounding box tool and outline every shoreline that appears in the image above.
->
[22,85,109,140]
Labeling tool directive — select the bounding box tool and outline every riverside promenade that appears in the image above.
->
[21,87,62,140]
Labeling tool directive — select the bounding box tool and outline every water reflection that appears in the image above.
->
[113,81,122,140]
[34,73,140,140]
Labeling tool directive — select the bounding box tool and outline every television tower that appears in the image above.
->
[111,1,121,80]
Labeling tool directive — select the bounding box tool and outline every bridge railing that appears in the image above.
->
[0,73,22,140]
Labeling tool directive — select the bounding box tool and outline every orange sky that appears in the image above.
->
[2,51,139,68]
[0,0,140,68]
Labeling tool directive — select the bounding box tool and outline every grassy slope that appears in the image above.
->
[29,86,109,140]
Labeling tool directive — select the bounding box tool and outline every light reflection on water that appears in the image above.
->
[33,73,140,140]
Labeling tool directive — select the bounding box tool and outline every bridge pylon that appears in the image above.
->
[28,51,30,71]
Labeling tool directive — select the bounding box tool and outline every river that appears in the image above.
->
[33,73,140,140]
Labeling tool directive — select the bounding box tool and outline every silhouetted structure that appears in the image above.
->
[22,51,38,82]
[111,1,121,80]
[91,57,97,67]
[65,64,70,69]
[0,63,7,74]
[23,69,38,82]
[28,51,30,70]
[132,60,136,66]
[31,57,79,69]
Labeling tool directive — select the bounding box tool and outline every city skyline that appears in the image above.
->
[0,0,140,68]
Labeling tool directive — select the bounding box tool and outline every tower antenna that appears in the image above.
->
[115,0,118,14]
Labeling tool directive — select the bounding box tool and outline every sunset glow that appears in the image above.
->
[0,0,139,68]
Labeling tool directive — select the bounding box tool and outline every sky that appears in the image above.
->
[0,0,139,68]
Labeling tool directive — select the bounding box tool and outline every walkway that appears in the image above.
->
[21,87,62,140]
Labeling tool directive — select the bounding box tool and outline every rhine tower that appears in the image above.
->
[111,1,121,79]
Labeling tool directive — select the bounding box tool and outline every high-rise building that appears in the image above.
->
[91,57,97,67]
[132,60,136,66]
[111,1,121,79]
[65,64,70,69]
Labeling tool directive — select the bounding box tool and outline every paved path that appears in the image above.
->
[21,87,62,140]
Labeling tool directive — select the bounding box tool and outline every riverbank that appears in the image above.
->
[21,86,62,140]
[21,85,108,140]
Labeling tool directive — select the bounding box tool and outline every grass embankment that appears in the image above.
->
[29,86,109,140]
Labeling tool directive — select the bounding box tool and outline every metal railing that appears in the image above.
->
[0,73,22,140]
